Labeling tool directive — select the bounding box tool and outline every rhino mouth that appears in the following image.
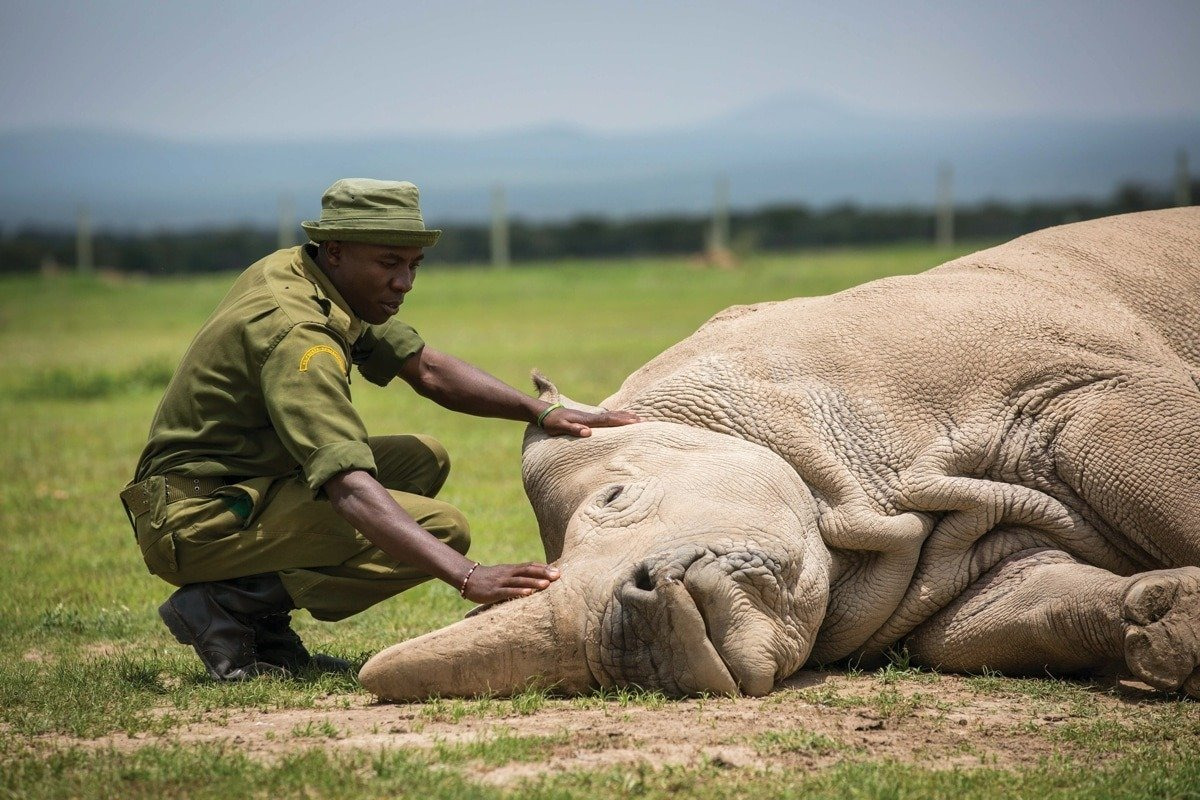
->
[589,545,795,696]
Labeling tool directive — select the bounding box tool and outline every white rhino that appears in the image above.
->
[361,207,1200,700]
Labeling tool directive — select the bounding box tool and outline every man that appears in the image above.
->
[121,178,638,680]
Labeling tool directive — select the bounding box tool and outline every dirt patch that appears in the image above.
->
[22,641,130,662]
[31,670,1187,783]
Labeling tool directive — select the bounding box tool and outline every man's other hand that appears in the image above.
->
[463,562,561,604]
[541,407,641,438]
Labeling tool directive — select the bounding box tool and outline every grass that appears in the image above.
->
[571,685,672,711]
[1051,702,1200,752]
[7,240,1199,797]
[434,729,569,766]
[290,719,342,740]
[752,729,846,756]
[528,752,1200,800]
[787,681,932,721]
[5,742,1200,800]
[403,682,675,725]
[12,360,175,401]
[874,647,939,685]
[420,694,502,723]
[1,651,365,738]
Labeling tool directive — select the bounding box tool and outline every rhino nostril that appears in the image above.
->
[633,562,654,591]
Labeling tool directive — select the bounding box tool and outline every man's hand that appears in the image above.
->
[325,471,564,604]
[461,562,561,604]
[398,346,642,437]
[540,407,641,438]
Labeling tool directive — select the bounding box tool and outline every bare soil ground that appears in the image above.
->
[27,670,1177,785]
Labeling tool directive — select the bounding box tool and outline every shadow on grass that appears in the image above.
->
[12,360,174,401]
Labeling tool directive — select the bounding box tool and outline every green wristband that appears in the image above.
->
[537,402,564,428]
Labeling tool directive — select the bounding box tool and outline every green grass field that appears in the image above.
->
[3,243,1198,799]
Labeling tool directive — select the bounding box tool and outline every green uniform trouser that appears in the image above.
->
[131,435,470,621]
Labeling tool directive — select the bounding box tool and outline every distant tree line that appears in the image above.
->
[1,179,1193,275]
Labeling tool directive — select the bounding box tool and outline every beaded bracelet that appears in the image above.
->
[536,401,564,428]
[459,561,480,598]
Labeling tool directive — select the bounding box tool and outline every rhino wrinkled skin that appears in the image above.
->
[361,208,1200,701]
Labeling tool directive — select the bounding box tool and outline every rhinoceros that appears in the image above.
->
[360,207,1200,701]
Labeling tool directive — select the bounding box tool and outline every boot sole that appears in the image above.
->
[159,598,196,646]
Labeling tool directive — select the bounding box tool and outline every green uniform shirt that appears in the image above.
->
[134,245,424,492]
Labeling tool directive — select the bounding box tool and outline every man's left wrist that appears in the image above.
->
[536,401,564,428]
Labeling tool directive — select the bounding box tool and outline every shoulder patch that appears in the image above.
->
[299,344,349,375]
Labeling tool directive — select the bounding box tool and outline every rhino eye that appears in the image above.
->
[602,486,624,505]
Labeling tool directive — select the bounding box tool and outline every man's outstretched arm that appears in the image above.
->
[397,345,639,436]
[323,469,559,604]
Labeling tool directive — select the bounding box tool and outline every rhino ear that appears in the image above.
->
[531,370,559,402]
[530,370,606,415]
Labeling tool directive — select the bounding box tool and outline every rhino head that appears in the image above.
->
[359,378,830,699]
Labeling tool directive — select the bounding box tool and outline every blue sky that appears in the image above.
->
[1,0,1198,139]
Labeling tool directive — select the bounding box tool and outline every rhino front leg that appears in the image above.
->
[905,549,1200,696]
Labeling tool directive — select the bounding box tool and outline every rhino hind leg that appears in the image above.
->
[1051,373,1200,567]
[904,549,1200,696]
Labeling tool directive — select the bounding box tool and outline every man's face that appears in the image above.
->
[323,241,424,325]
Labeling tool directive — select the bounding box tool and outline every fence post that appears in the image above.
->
[76,205,93,273]
[277,194,297,249]
[491,184,510,269]
[1176,150,1192,207]
[936,163,954,249]
[708,175,730,255]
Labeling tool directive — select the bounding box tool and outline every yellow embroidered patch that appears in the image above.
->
[298,345,348,375]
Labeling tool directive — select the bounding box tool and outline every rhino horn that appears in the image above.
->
[358,583,592,701]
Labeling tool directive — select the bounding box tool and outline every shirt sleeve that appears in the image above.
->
[353,318,425,387]
[261,323,377,492]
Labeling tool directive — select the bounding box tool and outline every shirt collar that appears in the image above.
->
[298,244,363,342]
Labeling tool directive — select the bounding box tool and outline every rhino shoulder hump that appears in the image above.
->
[704,300,784,327]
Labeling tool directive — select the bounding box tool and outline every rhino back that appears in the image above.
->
[604,208,1200,661]
[932,207,1200,368]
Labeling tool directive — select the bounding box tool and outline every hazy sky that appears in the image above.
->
[2,0,1197,140]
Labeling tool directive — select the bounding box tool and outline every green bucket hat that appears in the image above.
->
[301,178,442,247]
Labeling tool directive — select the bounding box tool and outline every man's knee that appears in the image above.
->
[423,501,471,555]
[411,434,451,495]
[371,434,451,497]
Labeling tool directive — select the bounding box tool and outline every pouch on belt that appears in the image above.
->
[119,475,174,574]
[210,476,276,524]
[119,475,168,534]
[119,473,273,576]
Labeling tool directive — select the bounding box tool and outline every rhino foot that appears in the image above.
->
[1122,567,1200,697]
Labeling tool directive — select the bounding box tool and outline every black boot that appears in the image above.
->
[254,611,352,674]
[158,574,294,681]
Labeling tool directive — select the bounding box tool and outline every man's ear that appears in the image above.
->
[323,240,343,268]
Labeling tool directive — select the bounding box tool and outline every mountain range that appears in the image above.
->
[1,91,1196,229]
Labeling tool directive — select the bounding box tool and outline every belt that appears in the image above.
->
[119,474,232,519]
